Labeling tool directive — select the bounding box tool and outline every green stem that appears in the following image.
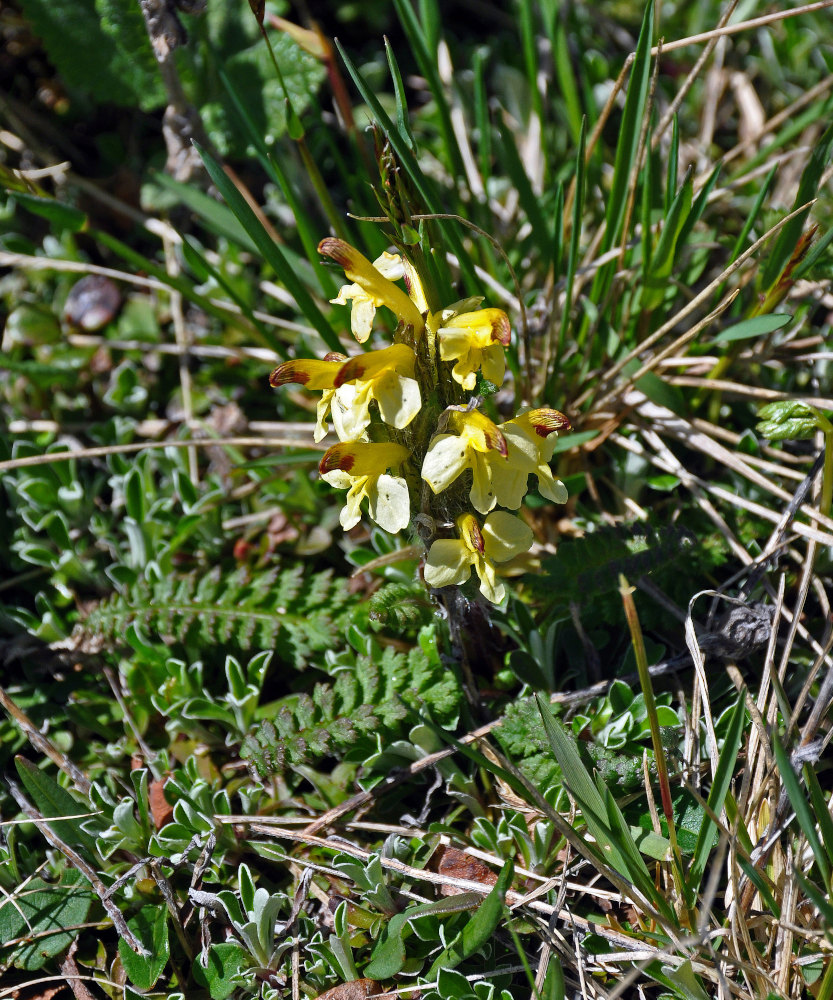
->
[620,575,694,925]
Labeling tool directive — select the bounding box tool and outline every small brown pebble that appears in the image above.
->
[63,275,122,331]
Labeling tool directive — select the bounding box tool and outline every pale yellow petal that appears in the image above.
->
[469,455,497,514]
[535,466,569,504]
[422,435,471,493]
[473,554,504,603]
[480,343,506,386]
[424,539,473,589]
[482,511,533,563]
[489,458,529,509]
[374,374,421,429]
[368,474,410,533]
[350,297,376,342]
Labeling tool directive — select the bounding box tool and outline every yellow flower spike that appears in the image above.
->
[421,409,507,514]
[269,352,348,442]
[437,308,512,391]
[330,343,421,441]
[424,511,534,603]
[488,407,571,508]
[319,441,412,534]
[319,238,425,341]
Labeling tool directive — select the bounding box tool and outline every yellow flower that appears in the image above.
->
[320,238,424,341]
[421,409,507,514]
[437,308,511,391]
[319,441,411,533]
[487,408,571,508]
[269,352,347,442]
[424,511,533,603]
[331,343,421,441]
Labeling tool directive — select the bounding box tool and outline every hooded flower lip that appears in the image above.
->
[269,353,348,442]
[268,352,346,389]
[319,441,411,534]
[421,409,508,514]
[488,407,571,508]
[330,343,421,441]
[319,238,424,340]
[424,511,533,603]
[437,308,511,391]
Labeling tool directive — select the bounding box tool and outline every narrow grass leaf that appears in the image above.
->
[427,859,514,978]
[804,766,833,869]
[534,695,665,913]
[385,40,416,151]
[760,120,833,291]
[551,18,583,146]
[642,167,692,310]
[334,41,475,292]
[547,116,586,392]
[195,142,340,352]
[726,164,777,266]
[391,0,466,182]
[151,172,257,254]
[10,191,87,233]
[688,687,746,894]
[771,729,830,884]
[665,116,679,215]
[181,238,285,355]
[712,314,791,344]
[601,0,654,254]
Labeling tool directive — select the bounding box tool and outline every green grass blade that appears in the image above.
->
[601,0,654,255]
[688,687,747,895]
[534,694,671,917]
[551,16,583,147]
[760,120,833,291]
[385,39,416,151]
[334,40,476,294]
[547,116,586,392]
[666,115,679,214]
[772,729,830,885]
[194,142,340,353]
[181,237,287,357]
[496,127,552,258]
[151,172,258,255]
[391,0,467,182]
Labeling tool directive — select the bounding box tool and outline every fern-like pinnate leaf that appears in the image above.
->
[81,565,353,667]
[242,625,462,777]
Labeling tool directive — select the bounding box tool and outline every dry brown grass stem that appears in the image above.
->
[650,0,833,56]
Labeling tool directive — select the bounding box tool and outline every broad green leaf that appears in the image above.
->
[192,943,250,999]
[16,0,164,109]
[0,871,93,971]
[118,904,170,990]
[14,757,98,859]
[427,860,514,978]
